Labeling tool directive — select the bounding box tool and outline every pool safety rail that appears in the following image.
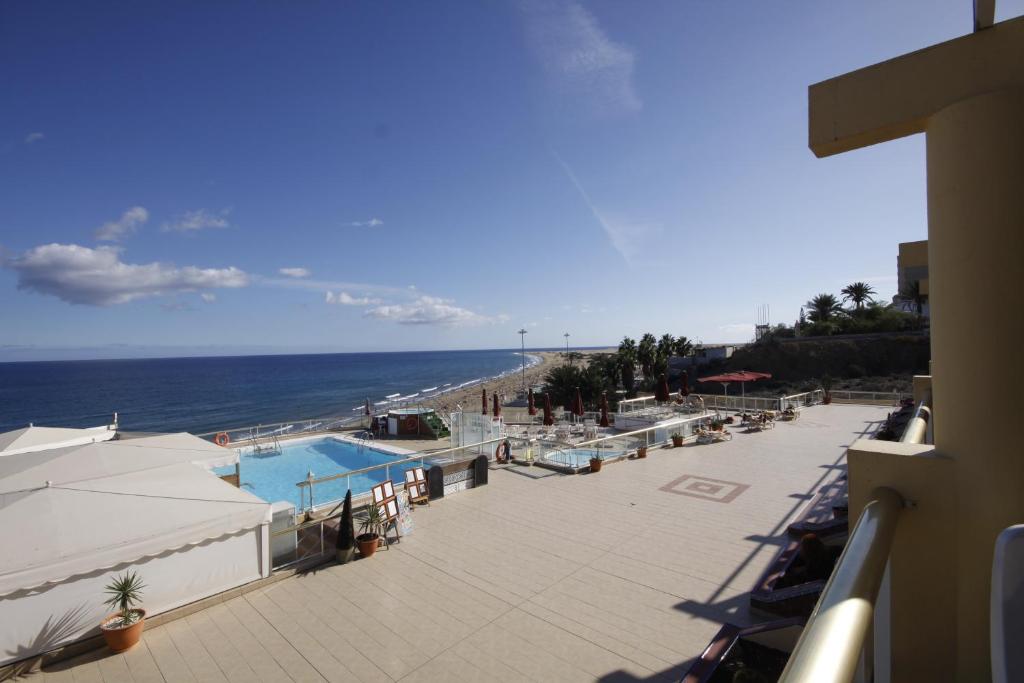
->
[779,487,905,683]
[196,414,367,447]
[293,436,510,512]
[527,413,713,470]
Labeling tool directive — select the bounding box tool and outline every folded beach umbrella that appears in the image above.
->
[572,387,585,417]
[543,393,554,426]
[492,392,501,419]
[528,388,537,416]
[680,371,690,397]
[599,391,610,428]
[482,387,487,415]
[364,398,371,416]
[655,374,671,402]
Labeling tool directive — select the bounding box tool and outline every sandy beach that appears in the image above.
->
[419,348,613,416]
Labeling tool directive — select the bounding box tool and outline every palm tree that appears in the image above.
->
[637,333,657,379]
[617,337,637,396]
[657,334,675,361]
[805,293,842,323]
[841,282,877,310]
[898,280,927,319]
[673,336,694,358]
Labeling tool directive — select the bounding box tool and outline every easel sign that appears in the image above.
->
[404,467,429,505]
[370,480,400,546]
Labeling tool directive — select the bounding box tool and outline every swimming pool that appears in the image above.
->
[216,436,418,508]
[545,448,627,468]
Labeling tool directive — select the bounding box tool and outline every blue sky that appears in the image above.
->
[2,1,1021,361]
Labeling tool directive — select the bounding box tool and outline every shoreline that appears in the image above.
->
[416,349,614,417]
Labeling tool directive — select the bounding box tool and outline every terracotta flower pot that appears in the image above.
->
[357,533,380,558]
[636,446,648,459]
[671,436,684,447]
[589,458,602,473]
[100,610,146,653]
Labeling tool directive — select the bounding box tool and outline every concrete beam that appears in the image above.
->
[808,14,1024,157]
[974,0,996,31]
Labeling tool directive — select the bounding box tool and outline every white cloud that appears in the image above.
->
[521,0,641,116]
[24,132,45,144]
[162,208,231,233]
[200,293,216,303]
[278,267,311,278]
[348,218,383,228]
[325,291,382,306]
[94,206,149,242]
[3,243,249,305]
[365,295,497,326]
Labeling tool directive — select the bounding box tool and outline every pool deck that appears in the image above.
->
[34,404,888,682]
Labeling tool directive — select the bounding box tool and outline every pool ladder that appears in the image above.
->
[249,431,281,455]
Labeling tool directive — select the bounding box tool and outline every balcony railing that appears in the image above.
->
[900,389,932,444]
[779,487,905,683]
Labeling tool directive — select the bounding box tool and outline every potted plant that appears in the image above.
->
[589,455,603,472]
[336,490,355,564]
[100,571,146,653]
[821,375,834,405]
[671,432,684,447]
[710,418,725,432]
[724,415,735,425]
[636,445,648,459]
[357,502,384,558]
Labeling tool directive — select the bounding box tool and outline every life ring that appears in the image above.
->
[214,432,230,447]
[495,441,508,462]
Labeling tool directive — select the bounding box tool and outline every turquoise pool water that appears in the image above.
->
[217,436,418,508]
[548,448,627,468]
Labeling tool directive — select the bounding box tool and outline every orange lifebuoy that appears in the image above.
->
[495,441,508,462]
[214,432,230,447]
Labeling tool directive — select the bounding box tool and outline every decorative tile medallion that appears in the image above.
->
[659,474,749,503]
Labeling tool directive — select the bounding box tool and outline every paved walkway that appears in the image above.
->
[35,405,888,682]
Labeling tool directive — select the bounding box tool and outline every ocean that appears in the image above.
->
[0,349,542,434]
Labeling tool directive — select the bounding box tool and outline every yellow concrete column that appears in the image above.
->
[926,88,1024,679]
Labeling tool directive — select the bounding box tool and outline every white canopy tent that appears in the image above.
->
[0,432,271,667]
[0,424,117,457]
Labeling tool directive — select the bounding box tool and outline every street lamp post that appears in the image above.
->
[517,328,528,394]
[564,332,571,365]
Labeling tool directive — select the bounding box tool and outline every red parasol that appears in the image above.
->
[680,371,690,397]
[655,373,671,402]
[599,391,610,428]
[572,387,585,417]
[493,392,501,419]
[697,370,772,397]
[527,387,537,416]
[543,393,554,426]
[481,387,487,415]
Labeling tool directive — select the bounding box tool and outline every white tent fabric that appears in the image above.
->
[0,431,270,667]
[0,425,116,456]
[0,433,262,597]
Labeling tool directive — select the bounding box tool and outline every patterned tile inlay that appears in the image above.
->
[659,474,749,503]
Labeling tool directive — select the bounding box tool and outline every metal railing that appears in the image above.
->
[780,390,825,410]
[900,390,932,445]
[196,414,367,446]
[779,487,905,683]
[527,414,712,468]
[294,436,510,512]
[827,390,908,405]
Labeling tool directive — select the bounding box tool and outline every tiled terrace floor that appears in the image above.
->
[36,404,888,682]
